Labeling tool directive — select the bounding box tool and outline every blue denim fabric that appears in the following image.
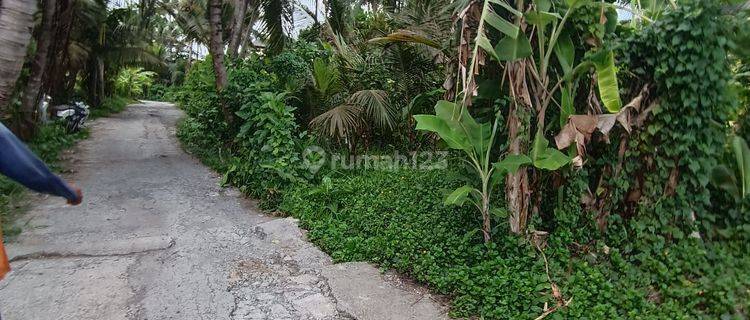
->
[0,123,78,202]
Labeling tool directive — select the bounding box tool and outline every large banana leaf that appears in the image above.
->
[413,114,471,150]
[494,32,532,61]
[524,11,560,27]
[477,35,500,62]
[445,186,475,206]
[732,135,750,197]
[710,136,750,202]
[533,0,552,11]
[593,50,622,113]
[554,31,575,75]
[488,0,524,16]
[559,85,574,128]
[531,129,570,170]
[711,165,740,202]
[493,155,533,175]
[415,100,492,154]
[484,11,519,39]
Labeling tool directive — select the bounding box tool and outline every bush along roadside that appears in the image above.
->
[173,3,750,317]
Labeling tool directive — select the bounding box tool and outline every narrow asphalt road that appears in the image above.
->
[0,102,448,320]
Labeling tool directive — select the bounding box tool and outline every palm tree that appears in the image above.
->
[0,1,38,110]
[228,0,250,58]
[18,0,57,140]
[307,58,397,152]
[260,0,294,54]
[207,0,235,125]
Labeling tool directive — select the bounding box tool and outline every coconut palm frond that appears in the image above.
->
[348,90,396,131]
[67,40,93,70]
[369,29,442,49]
[310,103,363,139]
[311,58,342,99]
[325,0,353,36]
[105,46,166,69]
[260,0,294,55]
[294,0,317,22]
[330,32,365,71]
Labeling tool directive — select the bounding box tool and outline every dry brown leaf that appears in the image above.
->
[555,85,651,166]
[555,115,597,158]
[551,283,562,303]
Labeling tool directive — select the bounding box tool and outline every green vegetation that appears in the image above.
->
[280,170,750,318]
[89,96,132,119]
[115,68,158,99]
[168,0,750,318]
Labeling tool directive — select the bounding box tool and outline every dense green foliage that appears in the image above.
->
[115,68,158,99]
[279,168,750,319]
[280,170,550,318]
[176,56,307,207]
[615,0,735,238]
[173,0,750,319]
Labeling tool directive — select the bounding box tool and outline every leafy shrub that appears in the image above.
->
[176,56,302,208]
[29,122,89,165]
[226,92,302,207]
[174,59,228,140]
[268,42,324,90]
[146,83,169,101]
[612,0,735,238]
[115,67,157,99]
[176,117,231,172]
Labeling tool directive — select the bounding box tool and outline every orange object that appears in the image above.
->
[0,228,10,280]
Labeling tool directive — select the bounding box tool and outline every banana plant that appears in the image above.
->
[456,0,623,234]
[711,136,750,203]
[414,100,569,242]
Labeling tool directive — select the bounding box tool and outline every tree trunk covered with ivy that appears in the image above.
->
[607,0,733,239]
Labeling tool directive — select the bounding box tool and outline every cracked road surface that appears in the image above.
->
[0,102,449,320]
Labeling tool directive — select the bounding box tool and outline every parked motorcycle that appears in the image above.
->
[51,101,90,133]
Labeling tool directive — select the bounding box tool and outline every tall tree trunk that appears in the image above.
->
[208,0,235,126]
[228,0,248,59]
[315,0,319,23]
[18,0,56,140]
[0,0,38,111]
[506,61,532,235]
[45,0,74,105]
[86,57,105,108]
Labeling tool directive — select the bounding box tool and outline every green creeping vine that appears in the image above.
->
[613,0,734,239]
